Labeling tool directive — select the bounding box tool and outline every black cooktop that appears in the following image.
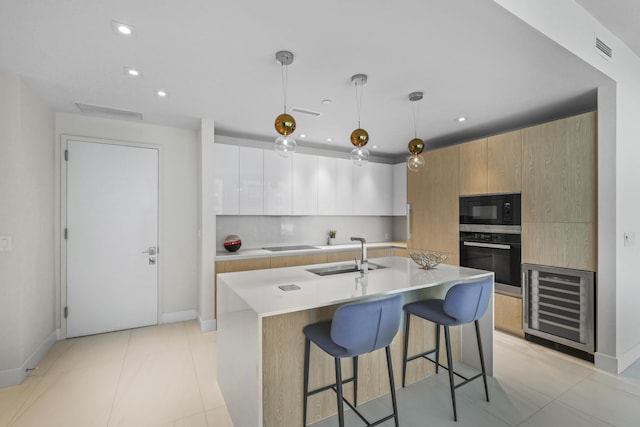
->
[262,245,319,252]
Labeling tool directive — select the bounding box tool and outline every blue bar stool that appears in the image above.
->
[401,277,492,421]
[303,294,403,427]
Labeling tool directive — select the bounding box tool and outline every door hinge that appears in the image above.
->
[64,149,69,161]
[64,306,68,319]
[64,228,68,240]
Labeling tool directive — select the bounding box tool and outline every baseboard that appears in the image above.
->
[616,341,640,374]
[0,328,59,389]
[160,309,197,324]
[198,316,217,332]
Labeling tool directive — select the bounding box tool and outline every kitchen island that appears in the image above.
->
[217,256,494,427]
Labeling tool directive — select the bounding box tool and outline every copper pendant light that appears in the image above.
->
[407,91,425,172]
[274,50,297,157]
[350,74,370,166]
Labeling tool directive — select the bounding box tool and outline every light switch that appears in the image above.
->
[624,232,635,246]
[0,236,12,252]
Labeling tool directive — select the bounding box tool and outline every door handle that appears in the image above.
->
[142,247,157,256]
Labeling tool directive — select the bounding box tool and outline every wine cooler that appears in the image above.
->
[522,264,595,356]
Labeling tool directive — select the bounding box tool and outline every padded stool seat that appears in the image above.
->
[303,294,403,427]
[402,277,492,421]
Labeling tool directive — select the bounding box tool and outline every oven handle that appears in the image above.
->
[462,241,512,250]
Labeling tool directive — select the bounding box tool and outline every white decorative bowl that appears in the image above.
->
[409,250,448,269]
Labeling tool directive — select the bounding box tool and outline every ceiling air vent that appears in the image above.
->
[289,107,322,117]
[595,35,613,61]
[74,102,143,120]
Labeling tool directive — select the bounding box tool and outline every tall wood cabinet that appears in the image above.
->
[408,145,460,264]
[521,111,597,271]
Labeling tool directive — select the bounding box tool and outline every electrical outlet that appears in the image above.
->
[0,236,12,252]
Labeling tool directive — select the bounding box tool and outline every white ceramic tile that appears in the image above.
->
[108,348,203,427]
[48,329,131,373]
[174,412,208,427]
[125,322,190,361]
[558,375,640,426]
[0,376,39,427]
[190,341,224,411]
[10,361,122,427]
[519,400,614,427]
[204,407,234,427]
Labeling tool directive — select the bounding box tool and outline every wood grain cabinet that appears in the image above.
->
[459,138,488,195]
[521,112,597,271]
[459,131,522,196]
[494,293,524,337]
[487,130,522,194]
[408,145,459,264]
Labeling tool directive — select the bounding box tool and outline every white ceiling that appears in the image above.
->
[0,0,619,158]
[577,0,640,59]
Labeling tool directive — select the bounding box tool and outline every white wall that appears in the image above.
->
[0,74,56,386]
[494,0,640,373]
[55,113,199,323]
[216,215,395,250]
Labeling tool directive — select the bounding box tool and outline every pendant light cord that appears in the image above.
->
[355,81,364,128]
[412,101,420,139]
[281,63,288,114]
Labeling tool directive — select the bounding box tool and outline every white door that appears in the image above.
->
[66,139,159,337]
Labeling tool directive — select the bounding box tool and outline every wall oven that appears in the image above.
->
[459,193,522,296]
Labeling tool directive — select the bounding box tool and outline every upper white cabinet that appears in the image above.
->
[393,162,407,215]
[318,157,337,215]
[213,144,401,216]
[292,154,318,215]
[263,150,292,215]
[239,147,263,215]
[335,158,354,215]
[353,162,393,216]
[213,144,239,214]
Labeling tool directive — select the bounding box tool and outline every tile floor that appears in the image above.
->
[1,322,639,427]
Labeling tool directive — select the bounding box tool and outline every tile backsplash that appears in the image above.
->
[216,216,405,250]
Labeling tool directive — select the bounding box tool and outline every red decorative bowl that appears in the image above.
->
[223,235,242,252]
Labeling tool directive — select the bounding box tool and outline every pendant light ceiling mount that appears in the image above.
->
[274,50,297,157]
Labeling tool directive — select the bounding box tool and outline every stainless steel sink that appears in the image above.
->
[306,263,387,276]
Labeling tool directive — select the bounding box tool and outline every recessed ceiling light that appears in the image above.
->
[326,138,332,142]
[156,90,168,97]
[111,20,135,37]
[300,134,306,138]
[456,116,467,122]
[372,145,378,149]
[124,67,141,77]
[321,99,332,105]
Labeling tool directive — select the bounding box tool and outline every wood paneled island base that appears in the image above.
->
[217,257,494,427]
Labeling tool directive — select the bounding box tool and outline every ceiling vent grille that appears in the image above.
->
[74,102,143,120]
[595,36,613,61]
[289,107,322,117]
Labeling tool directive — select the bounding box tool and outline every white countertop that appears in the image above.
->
[215,241,406,260]
[216,256,493,317]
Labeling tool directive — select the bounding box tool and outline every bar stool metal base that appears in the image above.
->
[402,314,489,421]
[303,338,399,427]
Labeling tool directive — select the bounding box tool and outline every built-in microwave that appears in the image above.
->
[459,193,521,226]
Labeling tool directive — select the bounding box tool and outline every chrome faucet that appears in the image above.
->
[351,237,368,273]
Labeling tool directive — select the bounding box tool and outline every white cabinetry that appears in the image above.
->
[353,162,393,215]
[263,150,292,215]
[239,147,263,215]
[292,154,318,215]
[393,162,407,215]
[335,158,354,215]
[318,157,337,215]
[213,144,239,214]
